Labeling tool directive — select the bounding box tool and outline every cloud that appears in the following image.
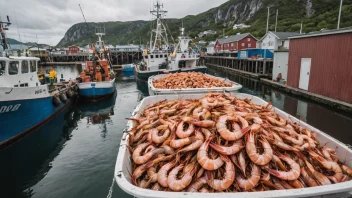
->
[1,0,228,45]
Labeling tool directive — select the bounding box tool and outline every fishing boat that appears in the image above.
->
[122,64,135,72]
[135,1,207,91]
[77,28,116,101]
[0,16,77,149]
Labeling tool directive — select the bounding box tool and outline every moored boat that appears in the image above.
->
[135,1,207,92]
[77,28,116,101]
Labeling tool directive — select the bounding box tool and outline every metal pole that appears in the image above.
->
[337,0,343,29]
[266,7,270,33]
[275,9,278,32]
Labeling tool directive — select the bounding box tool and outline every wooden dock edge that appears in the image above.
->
[260,79,352,114]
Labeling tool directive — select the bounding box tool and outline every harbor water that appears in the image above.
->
[1,67,352,198]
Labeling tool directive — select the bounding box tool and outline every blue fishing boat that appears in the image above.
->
[77,28,116,101]
[122,64,135,72]
[0,16,77,149]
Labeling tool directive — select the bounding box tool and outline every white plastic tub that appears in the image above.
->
[115,94,352,198]
[148,74,242,95]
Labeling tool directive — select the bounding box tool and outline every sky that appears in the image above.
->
[1,0,228,46]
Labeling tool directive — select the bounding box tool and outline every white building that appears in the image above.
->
[273,50,289,83]
[206,43,215,55]
[258,31,301,50]
[198,30,217,38]
[233,24,250,29]
[198,40,206,44]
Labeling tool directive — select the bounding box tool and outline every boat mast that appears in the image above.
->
[150,1,168,53]
[0,16,11,56]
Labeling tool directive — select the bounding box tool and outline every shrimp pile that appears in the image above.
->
[127,93,352,193]
[153,72,233,89]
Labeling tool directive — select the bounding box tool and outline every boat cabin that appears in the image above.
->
[142,53,169,71]
[0,56,40,87]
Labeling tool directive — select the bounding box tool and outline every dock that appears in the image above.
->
[201,56,273,79]
[260,79,352,114]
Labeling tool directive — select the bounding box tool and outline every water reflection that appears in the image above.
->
[78,92,117,138]
[121,71,135,81]
[0,105,80,197]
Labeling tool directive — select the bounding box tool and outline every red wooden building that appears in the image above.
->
[67,45,79,54]
[214,33,257,54]
[287,28,352,104]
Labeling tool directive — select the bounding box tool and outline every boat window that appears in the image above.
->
[150,55,154,59]
[30,61,37,72]
[0,61,5,76]
[144,56,148,59]
[9,61,19,75]
[21,61,29,74]
[156,55,159,58]
[164,54,167,58]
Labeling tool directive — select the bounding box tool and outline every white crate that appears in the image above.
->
[148,74,242,95]
[115,93,352,198]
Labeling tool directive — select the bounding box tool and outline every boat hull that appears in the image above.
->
[78,79,116,101]
[135,67,207,94]
[0,96,74,149]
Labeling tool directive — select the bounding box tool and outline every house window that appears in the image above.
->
[241,43,244,47]
[30,61,37,72]
[247,38,250,42]
[156,55,159,58]
[164,54,167,58]
[0,61,5,76]
[9,61,19,75]
[21,61,29,73]
[231,43,234,47]
[150,55,154,59]
[248,44,251,48]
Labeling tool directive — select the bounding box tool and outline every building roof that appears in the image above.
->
[271,32,301,40]
[288,27,352,39]
[216,33,255,44]
[258,31,301,42]
[115,45,139,49]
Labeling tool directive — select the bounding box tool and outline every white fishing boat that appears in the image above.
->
[135,1,207,91]
[115,93,352,198]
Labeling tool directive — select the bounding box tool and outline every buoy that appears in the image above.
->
[53,95,61,106]
[66,89,74,98]
[59,92,67,103]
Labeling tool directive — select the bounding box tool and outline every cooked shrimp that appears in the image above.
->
[193,120,215,128]
[151,182,162,191]
[308,150,343,182]
[193,107,207,119]
[246,125,273,166]
[206,155,235,191]
[267,153,300,181]
[170,136,194,149]
[168,164,196,191]
[300,167,319,187]
[201,97,218,108]
[178,130,204,153]
[199,187,210,193]
[278,132,304,146]
[132,160,153,185]
[187,176,207,192]
[132,143,165,164]
[197,137,224,170]
[266,115,286,127]
[209,139,244,155]
[201,128,212,139]
[322,147,338,162]
[176,117,195,138]
[151,125,170,144]
[216,115,251,141]
[303,158,331,185]
[341,165,352,177]
[236,163,261,190]
[157,161,176,187]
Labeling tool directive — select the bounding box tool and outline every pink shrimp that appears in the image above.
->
[178,129,204,153]
[246,124,273,166]
[216,115,250,141]
[176,117,195,138]
[187,176,207,192]
[267,152,300,181]
[167,164,197,191]
[197,137,224,170]
[132,143,164,164]
[157,161,176,187]
[206,155,235,191]
[151,125,170,144]
[193,120,215,128]
[236,163,261,190]
[209,139,244,155]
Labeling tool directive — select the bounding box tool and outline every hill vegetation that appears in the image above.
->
[57,0,352,47]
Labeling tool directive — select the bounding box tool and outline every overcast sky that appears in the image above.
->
[1,0,228,46]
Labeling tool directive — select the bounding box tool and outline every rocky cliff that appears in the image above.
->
[57,0,352,46]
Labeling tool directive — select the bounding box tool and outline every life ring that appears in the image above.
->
[53,95,62,106]
[59,92,67,103]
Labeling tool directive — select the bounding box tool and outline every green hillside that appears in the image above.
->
[57,0,352,47]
